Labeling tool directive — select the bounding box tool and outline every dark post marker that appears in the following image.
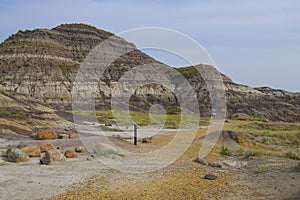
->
[134,123,138,145]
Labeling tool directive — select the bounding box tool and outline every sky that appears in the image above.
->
[0,0,299,92]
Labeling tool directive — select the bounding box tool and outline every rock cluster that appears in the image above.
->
[1,140,86,165]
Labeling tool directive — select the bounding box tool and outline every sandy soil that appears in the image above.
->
[0,120,300,200]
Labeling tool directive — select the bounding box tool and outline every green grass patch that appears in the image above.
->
[233,122,300,147]
[68,109,208,129]
[176,66,198,77]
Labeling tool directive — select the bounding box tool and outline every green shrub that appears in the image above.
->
[3,145,14,157]
[293,139,300,146]
[220,145,230,156]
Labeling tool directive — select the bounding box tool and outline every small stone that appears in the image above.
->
[69,133,80,139]
[87,154,95,160]
[40,157,51,165]
[21,146,41,157]
[7,148,29,163]
[65,149,77,158]
[141,137,152,143]
[59,134,69,139]
[75,146,86,153]
[193,157,208,165]
[38,141,56,152]
[118,153,125,158]
[204,174,217,180]
[208,162,223,168]
[0,158,5,166]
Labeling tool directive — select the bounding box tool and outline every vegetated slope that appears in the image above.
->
[0,24,299,122]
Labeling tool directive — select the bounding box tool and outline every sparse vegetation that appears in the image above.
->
[176,66,198,77]
[220,145,230,156]
[70,109,204,129]
[252,167,268,174]
[284,151,300,160]
[13,111,26,119]
[233,122,300,147]
[294,162,300,171]
[166,107,181,115]
[1,108,11,116]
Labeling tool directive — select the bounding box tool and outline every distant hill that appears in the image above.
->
[0,23,299,122]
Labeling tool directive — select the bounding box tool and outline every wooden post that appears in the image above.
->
[134,123,138,145]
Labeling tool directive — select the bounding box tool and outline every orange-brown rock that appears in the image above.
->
[65,149,77,158]
[69,133,80,139]
[36,130,58,140]
[38,141,56,152]
[21,146,41,157]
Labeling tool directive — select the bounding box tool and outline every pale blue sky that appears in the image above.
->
[0,0,299,91]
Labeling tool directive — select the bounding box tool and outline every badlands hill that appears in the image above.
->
[0,23,299,123]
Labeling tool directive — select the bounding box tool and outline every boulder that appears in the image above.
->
[59,134,69,139]
[38,141,56,152]
[193,157,208,165]
[21,146,41,157]
[7,148,29,163]
[75,146,86,153]
[36,130,58,140]
[65,149,77,158]
[69,133,80,139]
[45,149,65,162]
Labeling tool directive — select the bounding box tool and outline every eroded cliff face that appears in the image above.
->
[0,24,157,109]
[0,24,299,122]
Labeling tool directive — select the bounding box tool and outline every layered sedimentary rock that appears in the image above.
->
[0,24,299,121]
